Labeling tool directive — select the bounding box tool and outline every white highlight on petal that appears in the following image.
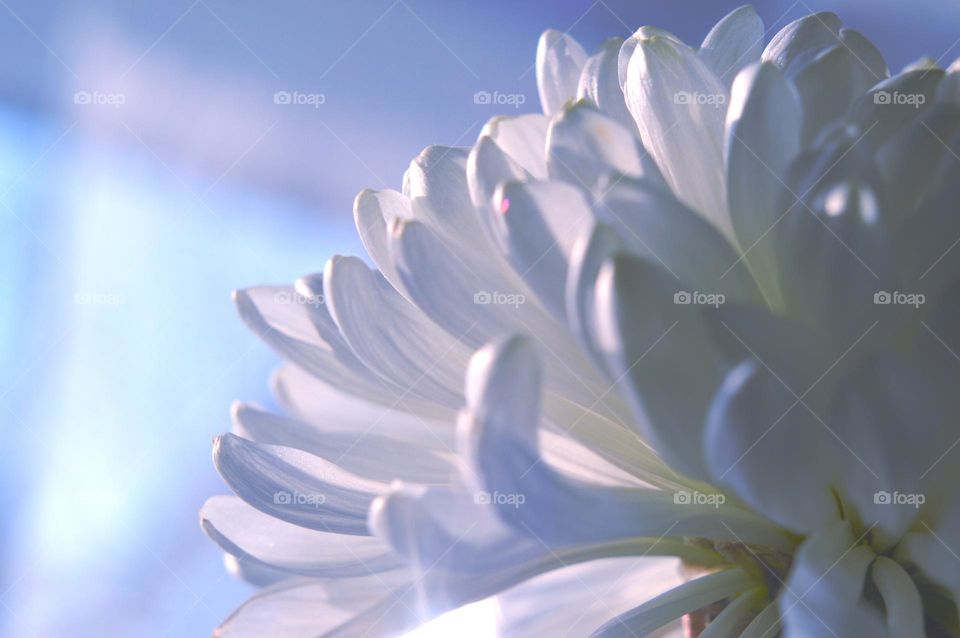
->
[401,599,498,638]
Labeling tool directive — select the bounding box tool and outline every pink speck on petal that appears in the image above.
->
[500,197,510,214]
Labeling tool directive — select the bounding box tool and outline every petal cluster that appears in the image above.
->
[205,7,960,637]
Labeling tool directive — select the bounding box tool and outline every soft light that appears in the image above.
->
[401,599,499,638]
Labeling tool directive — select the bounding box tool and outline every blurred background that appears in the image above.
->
[0,0,956,636]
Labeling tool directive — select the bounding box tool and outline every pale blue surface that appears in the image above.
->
[0,108,353,637]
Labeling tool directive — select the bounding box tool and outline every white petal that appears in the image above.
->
[831,358,946,546]
[201,495,401,577]
[546,102,662,192]
[391,218,541,349]
[762,12,842,74]
[779,520,885,638]
[461,335,541,448]
[494,179,594,319]
[594,255,721,481]
[405,144,508,269]
[698,587,766,638]
[324,255,469,408]
[541,389,683,491]
[566,221,627,371]
[590,569,755,637]
[577,37,637,133]
[618,27,684,91]
[353,188,413,296]
[792,43,875,143]
[293,274,358,359]
[775,166,892,350]
[234,285,408,410]
[213,433,382,534]
[624,32,731,236]
[725,62,801,306]
[776,27,882,144]
[272,362,454,435]
[739,602,782,638]
[536,29,588,116]
[596,176,761,303]
[497,557,684,638]
[897,517,960,599]
[234,285,327,354]
[215,579,368,638]
[839,28,888,81]
[465,114,551,244]
[537,427,646,487]
[467,134,529,211]
[370,483,542,574]
[704,360,839,534]
[231,403,455,483]
[370,483,723,580]
[405,145,491,244]
[871,556,924,637]
[215,576,408,638]
[698,5,764,87]
[461,335,794,551]
[854,69,945,148]
[391,216,602,412]
[567,229,748,482]
[479,114,549,179]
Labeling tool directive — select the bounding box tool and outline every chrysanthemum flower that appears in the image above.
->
[204,6,960,636]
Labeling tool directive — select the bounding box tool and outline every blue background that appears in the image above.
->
[0,1,956,636]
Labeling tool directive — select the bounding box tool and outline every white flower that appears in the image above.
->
[204,6,960,637]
